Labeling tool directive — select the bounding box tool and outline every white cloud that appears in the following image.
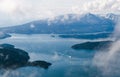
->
[82,0,120,14]
[0,0,17,13]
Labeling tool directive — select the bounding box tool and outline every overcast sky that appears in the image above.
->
[0,0,120,27]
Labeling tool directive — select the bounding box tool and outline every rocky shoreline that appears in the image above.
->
[0,44,51,70]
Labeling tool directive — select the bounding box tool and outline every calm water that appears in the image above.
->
[0,34,109,77]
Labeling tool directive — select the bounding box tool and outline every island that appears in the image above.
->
[0,44,51,70]
[71,41,113,50]
[59,33,112,40]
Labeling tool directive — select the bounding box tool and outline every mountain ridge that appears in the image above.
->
[0,13,117,34]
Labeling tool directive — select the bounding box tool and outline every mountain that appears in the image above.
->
[0,13,116,34]
[0,32,11,39]
[101,13,119,21]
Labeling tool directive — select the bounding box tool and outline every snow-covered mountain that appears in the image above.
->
[0,13,117,34]
[100,13,119,21]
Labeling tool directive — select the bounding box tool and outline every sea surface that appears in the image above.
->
[0,34,112,77]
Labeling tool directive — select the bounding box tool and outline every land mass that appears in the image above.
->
[0,32,11,39]
[0,13,115,34]
[59,32,112,39]
[0,44,51,70]
[72,41,113,50]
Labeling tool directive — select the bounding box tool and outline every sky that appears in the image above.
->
[0,0,120,27]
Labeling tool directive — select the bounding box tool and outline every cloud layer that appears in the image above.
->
[0,0,119,27]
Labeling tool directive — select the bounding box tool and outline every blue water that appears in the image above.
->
[0,34,110,77]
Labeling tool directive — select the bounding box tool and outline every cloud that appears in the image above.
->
[0,0,119,27]
[81,0,120,14]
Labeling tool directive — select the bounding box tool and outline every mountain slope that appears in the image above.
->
[0,13,116,34]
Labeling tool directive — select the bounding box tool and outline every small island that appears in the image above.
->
[0,44,51,70]
[72,41,113,50]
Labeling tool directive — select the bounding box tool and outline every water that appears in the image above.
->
[0,34,111,77]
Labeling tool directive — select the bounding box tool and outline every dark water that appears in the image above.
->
[0,34,112,77]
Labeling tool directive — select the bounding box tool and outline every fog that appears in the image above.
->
[93,17,120,77]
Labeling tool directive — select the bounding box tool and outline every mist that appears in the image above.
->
[93,17,120,77]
